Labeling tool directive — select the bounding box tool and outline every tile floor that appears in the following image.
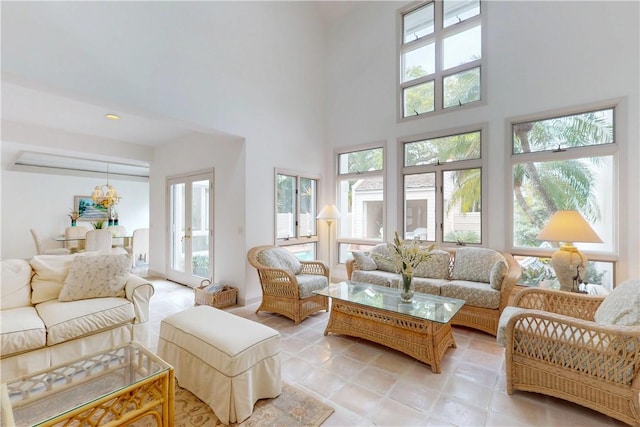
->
[141,279,627,427]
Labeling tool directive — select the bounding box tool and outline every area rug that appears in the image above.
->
[132,382,334,426]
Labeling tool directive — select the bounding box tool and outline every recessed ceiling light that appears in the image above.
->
[105,113,121,120]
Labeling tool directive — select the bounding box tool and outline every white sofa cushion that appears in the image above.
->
[1,306,46,357]
[352,269,397,287]
[594,279,640,326]
[30,254,76,304]
[451,247,505,284]
[1,259,32,310]
[36,297,135,346]
[58,253,130,301]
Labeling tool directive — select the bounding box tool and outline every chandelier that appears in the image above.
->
[92,164,121,209]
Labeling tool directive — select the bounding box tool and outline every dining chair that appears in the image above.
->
[85,229,113,252]
[64,225,89,252]
[131,228,149,268]
[30,228,70,255]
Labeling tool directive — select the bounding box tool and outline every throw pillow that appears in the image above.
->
[369,244,400,273]
[413,249,451,279]
[30,254,77,304]
[594,279,640,326]
[257,248,302,275]
[351,251,377,271]
[58,253,131,302]
[451,247,505,284]
[489,260,508,290]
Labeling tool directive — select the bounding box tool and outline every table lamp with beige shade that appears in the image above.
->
[536,210,603,292]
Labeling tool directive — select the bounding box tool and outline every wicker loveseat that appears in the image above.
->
[247,245,329,324]
[346,246,521,336]
[497,281,640,426]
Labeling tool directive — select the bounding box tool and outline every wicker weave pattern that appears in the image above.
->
[248,245,329,325]
[325,301,456,373]
[505,288,640,426]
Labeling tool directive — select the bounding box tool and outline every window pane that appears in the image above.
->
[299,178,317,236]
[443,168,481,244]
[404,173,436,241]
[338,148,383,174]
[276,174,296,239]
[403,80,434,117]
[512,108,614,154]
[443,0,480,28]
[443,25,481,70]
[338,178,384,240]
[403,3,434,43]
[405,131,481,166]
[443,67,480,108]
[512,156,614,251]
[402,43,435,82]
[339,242,376,264]
[283,243,316,261]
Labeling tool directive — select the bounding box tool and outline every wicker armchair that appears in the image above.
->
[247,245,329,325]
[501,286,640,426]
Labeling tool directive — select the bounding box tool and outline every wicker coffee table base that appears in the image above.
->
[324,301,456,373]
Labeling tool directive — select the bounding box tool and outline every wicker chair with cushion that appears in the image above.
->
[247,245,329,325]
[497,280,640,426]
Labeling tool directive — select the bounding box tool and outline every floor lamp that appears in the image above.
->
[316,204,340,283]
[536,210,602,292]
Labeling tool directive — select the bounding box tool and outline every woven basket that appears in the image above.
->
[194,280,237,308]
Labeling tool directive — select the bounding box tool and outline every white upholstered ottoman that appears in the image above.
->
[157,305,281,424]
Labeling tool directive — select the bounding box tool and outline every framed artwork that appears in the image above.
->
[74,195,108,221]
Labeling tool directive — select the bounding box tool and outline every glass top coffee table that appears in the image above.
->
[314,281,465,373]
[1,342,174,426]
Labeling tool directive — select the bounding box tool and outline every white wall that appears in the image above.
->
[325,1,640,281]
[1,136,150,259]
[150,132,250,301]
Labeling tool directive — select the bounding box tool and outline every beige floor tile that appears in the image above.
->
[145,279,627,427]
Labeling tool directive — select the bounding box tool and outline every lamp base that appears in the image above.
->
[550,246,587,292]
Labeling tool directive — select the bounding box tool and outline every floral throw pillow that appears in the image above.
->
[370,244,400,273]
[351,251,377,271]
[58,254,130,302]
[257,248,302,275]
[451,247,505,284]
[594,279,640,326]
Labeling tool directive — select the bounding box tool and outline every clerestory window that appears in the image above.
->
[399,0,484,120]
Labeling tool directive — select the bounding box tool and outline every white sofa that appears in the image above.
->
[1,253,154,381]
[347,245,522,336]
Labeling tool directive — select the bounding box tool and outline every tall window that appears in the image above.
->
[402,127,484,244]
[510,105,617,289]
[336,146,384,262]
[275,170,319,260]
[399,0,484,119]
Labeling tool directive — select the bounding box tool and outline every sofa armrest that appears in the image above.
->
[124,274,155,323]
[346,259,356,280]
[513,287,604,321]
[301,260,329,276]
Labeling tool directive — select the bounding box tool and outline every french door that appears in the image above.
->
[167,171,214,287]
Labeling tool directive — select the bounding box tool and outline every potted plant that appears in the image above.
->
[68,210,80,226]
[92,219,106,229]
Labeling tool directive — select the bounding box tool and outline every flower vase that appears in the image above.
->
[400,271,414,302]
[71,220,77,227]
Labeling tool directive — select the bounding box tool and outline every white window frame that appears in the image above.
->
[274,169,320,250]
[399,124,487,246]
[507,99,622,283]
[397,0,487,121]
[336,143,386,262]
